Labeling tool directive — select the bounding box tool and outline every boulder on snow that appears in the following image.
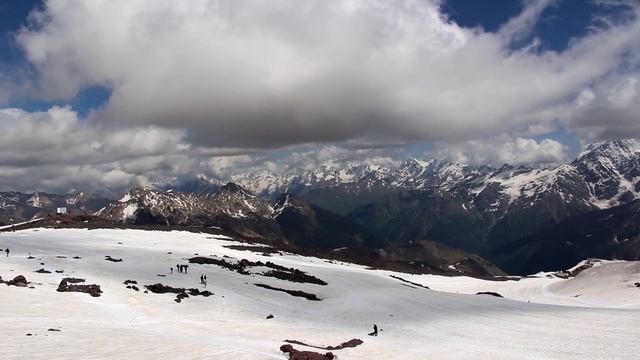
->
[7,275,28,287]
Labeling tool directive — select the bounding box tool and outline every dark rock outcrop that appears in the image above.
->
[57,278,102,297]
[1,275,28,287]
[144,283,213,303]
[254,283,320,301]
[476,291,503,298]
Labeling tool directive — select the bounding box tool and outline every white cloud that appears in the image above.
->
[0,106,247,195]
[8,0,640,149]
[429,135,570,166]
[0,0,638,194]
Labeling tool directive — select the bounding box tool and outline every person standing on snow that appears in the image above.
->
[368,324,378,336]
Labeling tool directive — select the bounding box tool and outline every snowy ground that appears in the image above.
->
[1,228,639,359]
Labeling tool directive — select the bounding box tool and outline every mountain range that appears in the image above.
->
[2,139,640,275]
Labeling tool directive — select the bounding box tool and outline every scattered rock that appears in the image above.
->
[47,328,61,332]
[105,255,122,262]
[124,280,139,291]
[56,256,67,259]
[144,283,213,303]
[156,274,166,277]
[55,270,64,273]
[476,291,503,298]
[266,314,274,319]
[190,256,326,285]
[254,283,320,301]
[635,282,640,288]
[35,268,51,274]
[72,256,82,259]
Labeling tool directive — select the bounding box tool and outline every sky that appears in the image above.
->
[0,0,639,195]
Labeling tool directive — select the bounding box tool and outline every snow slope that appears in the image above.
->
[1,228,639,359]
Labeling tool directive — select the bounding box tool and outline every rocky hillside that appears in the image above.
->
[97,184,385,250]
[97,184,284,241]
[0,191,110,225]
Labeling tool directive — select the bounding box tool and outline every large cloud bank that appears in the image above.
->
[0,0,638,193]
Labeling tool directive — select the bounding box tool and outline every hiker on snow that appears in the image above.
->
[368,324,378,336]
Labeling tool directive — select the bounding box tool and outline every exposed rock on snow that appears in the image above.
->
[280,344,335,360]
[1,274,28,287]
[144,283,213,303]
[284,338,364,351]
[254,283,321,301]
[57,278,102,297]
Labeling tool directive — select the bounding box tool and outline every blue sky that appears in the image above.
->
[0,0,638,193]
[443,0,617,51]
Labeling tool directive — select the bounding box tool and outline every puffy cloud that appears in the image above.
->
[428,135,570,166]
[0,106,242,195]
[8,0,640,149]
[0,0,639,194]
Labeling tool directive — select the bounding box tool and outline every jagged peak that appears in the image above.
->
[215,182,255,197]
[576,138,640,161]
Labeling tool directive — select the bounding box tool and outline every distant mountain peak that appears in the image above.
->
[216,182,254,197]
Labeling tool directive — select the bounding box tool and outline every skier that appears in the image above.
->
[170,267,173,274]
[5,248,9,257]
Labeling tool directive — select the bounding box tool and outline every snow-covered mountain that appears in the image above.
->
[177,139,640,216]
[97,184,284,241]
[572,139,640,207]
[96,184,392,254]
[167,139,640,274]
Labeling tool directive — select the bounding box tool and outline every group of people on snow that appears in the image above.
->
[174,264,189,274]
[170,264,208,288]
